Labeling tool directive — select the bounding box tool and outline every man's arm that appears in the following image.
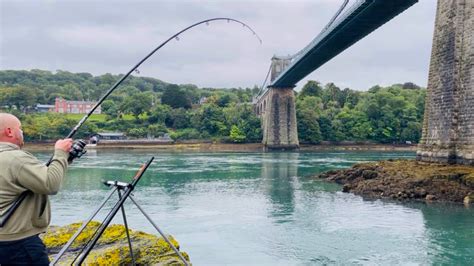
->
[14,139,72,195]
[15,149,69,195]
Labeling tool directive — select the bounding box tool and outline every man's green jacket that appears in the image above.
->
[0,142,68,241]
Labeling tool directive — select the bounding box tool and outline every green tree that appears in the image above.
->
[148,124,167,138]
[296,96,323,143]
[322,83,342,108]
[168,108,191,129]
[194,104,227,136]
[0,86,37,111]
[120,92,152,120]
[318,116,334,141]
[148,104,172,124]
[101,100,119,118]
[229,125,246,143]
[127,128,147,138]
[161,84,192,109]
[299,80,323,99]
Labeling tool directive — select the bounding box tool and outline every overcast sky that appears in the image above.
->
[0,0,437,91]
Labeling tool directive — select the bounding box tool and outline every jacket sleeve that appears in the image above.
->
[15,149,69,195]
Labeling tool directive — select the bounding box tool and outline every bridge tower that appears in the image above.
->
[417,0,474,165]
[258,56,299,150]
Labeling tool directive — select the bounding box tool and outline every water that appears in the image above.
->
[34,150,473,265]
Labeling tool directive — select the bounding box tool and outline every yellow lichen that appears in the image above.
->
[42,221,101,249]
[42,221,190,265]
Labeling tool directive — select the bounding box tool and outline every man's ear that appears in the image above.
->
[4,127,13,137]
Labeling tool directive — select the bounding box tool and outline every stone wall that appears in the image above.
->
[417,0,474,165]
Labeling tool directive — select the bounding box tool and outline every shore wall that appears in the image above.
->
[25,142,417,152]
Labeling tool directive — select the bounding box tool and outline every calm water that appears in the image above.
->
[34,150,473,265]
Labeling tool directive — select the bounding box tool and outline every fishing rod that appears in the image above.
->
[56,17,262,146]
[0,17,262,227]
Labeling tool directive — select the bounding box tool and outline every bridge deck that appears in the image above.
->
[271,0,418,88]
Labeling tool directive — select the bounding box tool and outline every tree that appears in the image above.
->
[101,100,119,118]
[299,80,323,99]
[0,86,37,111]
[169,108,191,129]
[148,104,172,124]
[334,108,371,140]
[322,83,342,108]
[223,104,261,142]
[120,92,152,120]
[296,96,323,143]
[194,104,227,136]
[148,124,167,138]
[161,84,192,109]
[229,125,246,143]
[400,121,422,142]
[318,116,334,141]
[127,128,147,138]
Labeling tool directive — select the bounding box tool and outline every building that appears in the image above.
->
[198,97,208,105]
[54,97,101,114]
[95,132,126,140]
[35,104,55,113]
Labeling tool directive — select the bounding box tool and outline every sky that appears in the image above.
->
[0,0,437,91]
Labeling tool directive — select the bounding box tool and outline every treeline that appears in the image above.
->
[296,81,426,144]
[0,70,426,143]
[0,70,261,142]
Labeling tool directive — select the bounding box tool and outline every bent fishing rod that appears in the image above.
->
[57,17,262,147]
[0,17,262,228]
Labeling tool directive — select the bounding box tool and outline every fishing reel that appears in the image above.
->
[68,139,87,163]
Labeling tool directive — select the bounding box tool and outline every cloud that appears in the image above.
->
[1,0,437,90]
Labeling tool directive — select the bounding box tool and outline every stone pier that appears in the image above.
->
[256,56,299,150]
[260,87,299,150]
[417,0,474,165]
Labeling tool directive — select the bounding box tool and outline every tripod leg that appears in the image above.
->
[118,190,135,265]
[129,196,189,266]
[50,187,118,266]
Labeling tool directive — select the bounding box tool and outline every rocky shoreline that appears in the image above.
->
[41,221,190,265]
[315,160,474,205]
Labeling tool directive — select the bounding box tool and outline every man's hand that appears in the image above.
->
[55,138,73,152]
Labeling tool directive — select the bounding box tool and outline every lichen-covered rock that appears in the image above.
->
[41,221,190,265]
[315,160,474,204]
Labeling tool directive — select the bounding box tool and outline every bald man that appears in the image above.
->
[0,113,72,265]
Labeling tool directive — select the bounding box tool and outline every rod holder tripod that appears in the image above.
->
[50,157,190,266]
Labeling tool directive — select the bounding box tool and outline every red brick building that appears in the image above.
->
[54,98,101,114]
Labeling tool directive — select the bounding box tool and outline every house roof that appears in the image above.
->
[97,132,125,137]
[36,104,55,108]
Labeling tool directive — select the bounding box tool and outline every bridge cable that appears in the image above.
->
[288,0,350,62]
[257,63,272,98]
[321,0,349,33]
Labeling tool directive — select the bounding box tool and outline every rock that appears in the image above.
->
[314,160,474,203]
[464,193,474,206]
[342,184,351,193]
[361,170,378,180]
[414,188,427,198]
[41,221,190,265]
[425,194,436,201]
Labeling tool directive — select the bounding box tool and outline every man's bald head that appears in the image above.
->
[0,113,24,148]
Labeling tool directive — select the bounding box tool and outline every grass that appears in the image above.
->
[64,113,107,122]
[62,113,137,122]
